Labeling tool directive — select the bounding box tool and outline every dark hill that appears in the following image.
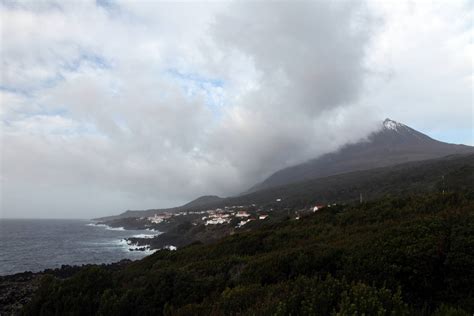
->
[98,153,473,220]
[93,195,223,221]
[25,191,474,315]
[248,118,473,192]
[95,119,472,221]
[206,153,474,210]
[181,195,223,208]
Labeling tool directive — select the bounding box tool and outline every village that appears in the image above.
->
[145,199,331,229]
[115,199,334,253]
[146,204,268,228]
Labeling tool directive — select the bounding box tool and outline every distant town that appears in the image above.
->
[145,199,331,229]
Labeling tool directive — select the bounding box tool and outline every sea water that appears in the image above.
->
[0,219,160,275]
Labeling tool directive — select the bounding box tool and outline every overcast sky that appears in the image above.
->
[1,0,472,218]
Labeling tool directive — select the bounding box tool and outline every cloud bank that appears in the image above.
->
[0,0,472,218]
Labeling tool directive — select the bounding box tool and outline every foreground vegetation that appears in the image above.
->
[24,191,473,315]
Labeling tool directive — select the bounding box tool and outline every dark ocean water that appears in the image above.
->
[0,219,159,275]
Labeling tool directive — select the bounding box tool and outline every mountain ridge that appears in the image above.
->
[247,118,473,192]
[93,195,223,221]
[96,153,473,220]
[95,119,473,220]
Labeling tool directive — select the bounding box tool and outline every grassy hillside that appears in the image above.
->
[24,192,474,315]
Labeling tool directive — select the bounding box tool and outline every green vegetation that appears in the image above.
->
[25,192,473,315]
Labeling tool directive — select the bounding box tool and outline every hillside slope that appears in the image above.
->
[249,119,473,192]
[97,153,474,220]
[26,192,474,315]
[221,153,474,209]
[94,196,223,221]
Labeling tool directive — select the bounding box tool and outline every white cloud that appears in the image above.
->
[0,0,471,218]
[366,0,473,141]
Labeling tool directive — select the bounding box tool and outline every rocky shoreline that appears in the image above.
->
[0,271,42,315]
[0,260,132,315]
[99,202,286,253]
[1,206,277,314]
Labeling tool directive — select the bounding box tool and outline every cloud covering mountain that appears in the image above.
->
[0,0,472,218]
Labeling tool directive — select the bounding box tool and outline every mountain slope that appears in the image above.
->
[209,153,474,209]
[249,119,473,192]
[94,195,223,221]
[98,153,474,220]
[180,195,223,208]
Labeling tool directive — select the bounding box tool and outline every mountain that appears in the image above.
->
[221,153,474,208]
[180,195,223,208]
[248,118,473,192]
[97,153,474,220]
[94,195,223,221]
[96,119,473,221]
[94,207,177,222]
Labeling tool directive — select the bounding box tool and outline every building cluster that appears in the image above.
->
[146,204,269,228]
[145,200,336,229]
[203,213,231,225]
[148,213,172,224]
[202,207,269,228]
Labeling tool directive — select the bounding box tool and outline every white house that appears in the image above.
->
[235,211,250,218]
[313,205,325,212]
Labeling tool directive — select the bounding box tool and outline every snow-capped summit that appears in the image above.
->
[247,118,474,192]
[383,118,405,131]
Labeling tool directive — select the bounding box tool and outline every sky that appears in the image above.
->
[0,0,472,219]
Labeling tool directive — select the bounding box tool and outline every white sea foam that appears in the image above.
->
[145,248,158,254]
[115,238,160,254]
[87,223,159,254]
[86,223,107,227]
[106,226,125,231]
[132,233,157,239]
[117,239,129,246]
[126,243,159,254]
[130,246,157,254]
[163,245,177,251]
[86,223,125,231]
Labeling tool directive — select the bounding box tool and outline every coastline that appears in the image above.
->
[0,260,133,315]
[0,219,160,276]
[0,221,160,314]
[83,222,163,253]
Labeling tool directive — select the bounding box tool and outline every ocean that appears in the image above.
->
[0,219,159,275]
